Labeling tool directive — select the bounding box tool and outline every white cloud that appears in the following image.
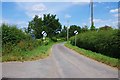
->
[17,3,47,12]
[25,12,43,19]
[65,14,71,18]
[17,3,48,18]
[89,18,118,28]
[16,2,73,19]
[110,8,118,13]
[89,18,104,23]
[109,8,120,18]
[72,2,89,5]
[3,2,74,28]
[93,18,103,23]
[2,18,28,28]
[112,21,118,28]
[25,3,47,12]
[2,2,74,28]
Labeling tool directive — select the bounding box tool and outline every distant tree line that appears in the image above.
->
[25,14,118,41]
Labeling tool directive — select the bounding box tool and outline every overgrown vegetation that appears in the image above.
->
[70,29,120,58]
[2,42,54,62]
[65,42,119,68]
[2,24,54,62]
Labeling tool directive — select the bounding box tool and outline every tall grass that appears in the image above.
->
[65,42,119,68]
[2,41,54,62]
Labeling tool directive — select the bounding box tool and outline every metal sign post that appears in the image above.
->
[74,30,78,46]
[42,31,47,40]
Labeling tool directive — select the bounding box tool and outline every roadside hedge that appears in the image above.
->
[70,30,120,58]
[2,24,42,56]
[2,24,28,45]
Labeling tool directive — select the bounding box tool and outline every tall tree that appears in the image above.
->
[43,14,62,38]
[28,14,62,39]
[28,15,43,39]
[99,25,113,30]
[69,25,81,38]
[81,25,88,32]
[59,25,67,38]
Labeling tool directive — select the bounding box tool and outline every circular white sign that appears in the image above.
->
[42,31,45,34]
[74,30,78,34]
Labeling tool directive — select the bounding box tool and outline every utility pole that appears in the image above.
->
[118,1,120,29]
[91,0,94,27]
[67,20,69,41]
[75,34,77,46]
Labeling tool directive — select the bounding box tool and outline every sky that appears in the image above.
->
[1,1,119,29]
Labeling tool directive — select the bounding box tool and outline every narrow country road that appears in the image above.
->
[2,43,118,78]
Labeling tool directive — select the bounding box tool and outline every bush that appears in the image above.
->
[1,24,42,56]
[70,30,120,58]
[2,24,27,45]
[36,39,43,46]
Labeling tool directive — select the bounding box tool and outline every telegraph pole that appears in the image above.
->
[75,35,76,46]
[118,1,120,29]
[67,20,69,41]
[91,0,94,27]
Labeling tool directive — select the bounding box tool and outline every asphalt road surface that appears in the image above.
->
[2,43,118,78]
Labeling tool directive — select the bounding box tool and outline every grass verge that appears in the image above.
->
[65,42,119,68]
[2,42,54,62]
